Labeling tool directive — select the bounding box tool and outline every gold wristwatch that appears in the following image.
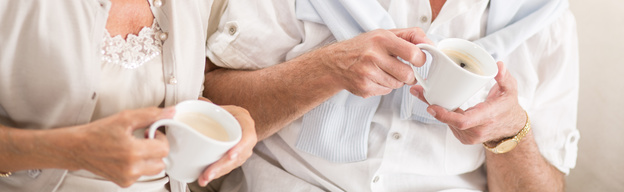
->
[0,171,11,177]
[483,111,531,154]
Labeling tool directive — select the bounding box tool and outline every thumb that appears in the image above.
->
[493,61,517,95]
[409,85,428,104]
[427,105,470,129]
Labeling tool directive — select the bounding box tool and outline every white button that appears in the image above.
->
[159,32,168,41]
[153,0,163,7]
[168,76,177,85]
[372,176,380,183]
[420,16,429,23]
[228,26,237,35]
[392,132,401,140]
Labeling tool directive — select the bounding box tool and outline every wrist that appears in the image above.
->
[292,48,345,93]
[30,126,84,170]
[0,126,72,172]
[483,110,531,154]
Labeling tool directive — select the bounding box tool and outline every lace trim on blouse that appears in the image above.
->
[101,20,163,69]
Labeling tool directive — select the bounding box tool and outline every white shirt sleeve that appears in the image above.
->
[508,10,580,175]
[206,0,333,70]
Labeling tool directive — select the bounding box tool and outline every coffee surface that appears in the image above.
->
[442,49,484,75]
[175,112,230,141]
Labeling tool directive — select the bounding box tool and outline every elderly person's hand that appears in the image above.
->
[195,98,257,187]
[410,61,527,145]
[318,27,432,98]
[68,107,173,187]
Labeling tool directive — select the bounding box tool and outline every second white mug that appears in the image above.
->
[148,100,242,183]
[411,38,498,111]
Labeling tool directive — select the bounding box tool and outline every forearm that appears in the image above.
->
[203,52,342,140]
[485,131,564,192]
[0,124,81,172]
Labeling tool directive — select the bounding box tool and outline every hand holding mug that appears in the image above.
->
[196,105,256,186]
[411,62,527,145]
[318,27,430,98]
[147,100,243,183]
[70,107,173,187]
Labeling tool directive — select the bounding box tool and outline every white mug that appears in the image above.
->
[411,38,498,111]
[148,100,242,183]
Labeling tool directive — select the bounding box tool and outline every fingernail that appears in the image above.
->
[199,180,208,187]
[208,172,216,181]
[411,89,419,96]
[230,152,238,160]
[427,108,436,116]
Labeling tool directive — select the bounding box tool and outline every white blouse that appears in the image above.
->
[59,20,168,192]
[93,20,166,120]
[0,1,212,191]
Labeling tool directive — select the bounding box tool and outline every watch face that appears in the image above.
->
[496,140,518,153]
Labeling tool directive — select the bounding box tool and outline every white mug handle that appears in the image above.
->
[148,119,178,168]
[412,43,444,92]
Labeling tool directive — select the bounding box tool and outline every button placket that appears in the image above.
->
[158,32,168,41]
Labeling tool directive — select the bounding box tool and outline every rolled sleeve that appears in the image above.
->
[207,0,333,70]
[521,10,580,175]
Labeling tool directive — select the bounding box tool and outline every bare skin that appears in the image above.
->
[0,0,256,188]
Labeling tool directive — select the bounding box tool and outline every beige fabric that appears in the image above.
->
[208,0,229,40]
[0,0,213,191]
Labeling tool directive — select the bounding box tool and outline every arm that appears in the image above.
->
[204,28,430,140]
[485,132,564,191]
[0,107,171,187]
[411,62,564,191]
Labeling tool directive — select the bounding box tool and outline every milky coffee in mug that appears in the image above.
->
[441,49,484,76]
[174,111,229,142]
[410,38,498,111]
[148,100,241,183]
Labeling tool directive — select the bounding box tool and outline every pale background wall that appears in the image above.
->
[566,0,624,191]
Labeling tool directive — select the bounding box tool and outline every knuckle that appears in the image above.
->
[415,28,425,36]
[456,117,471,130]
[360,49,379,63]
[399,70,414,83]
[458,122,470,130]
[389,80,402,89]
[360,65,377,78]
[117,110,132,121]
[369,30,389,41]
